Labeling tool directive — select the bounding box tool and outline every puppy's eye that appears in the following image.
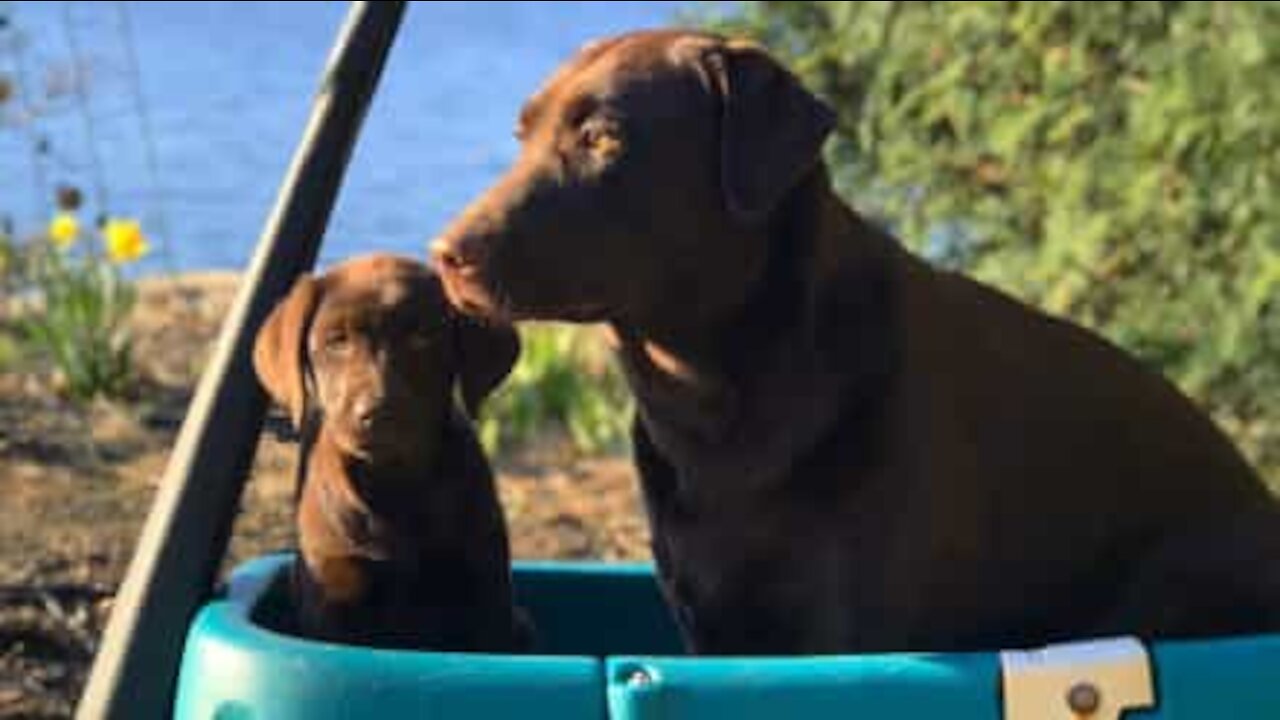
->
[323,332,351,354]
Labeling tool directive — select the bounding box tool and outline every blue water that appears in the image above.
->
[0,1,683,273]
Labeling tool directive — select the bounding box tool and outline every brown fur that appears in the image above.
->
[253,253,527,650]
[431,30,1280,654]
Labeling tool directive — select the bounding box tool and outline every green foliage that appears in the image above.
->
[479,324,632,456]
[713,1,1280,482]
[0,233,17,285]
[19,242,137,402]
[0,232,22,373]
[0,331,17,372]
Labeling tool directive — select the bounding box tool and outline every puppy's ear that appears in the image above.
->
[253,276,321,427]
[701,38,836,223]
[454,317,520,417]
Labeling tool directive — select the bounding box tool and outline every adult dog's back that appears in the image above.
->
[879,248,1278,647]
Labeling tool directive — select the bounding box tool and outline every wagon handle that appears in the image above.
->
[77,3,406,717]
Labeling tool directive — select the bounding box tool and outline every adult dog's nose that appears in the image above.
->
[430,233,488,276]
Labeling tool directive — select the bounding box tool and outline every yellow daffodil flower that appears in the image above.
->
[102,218,150,265]
[48,212,80,250]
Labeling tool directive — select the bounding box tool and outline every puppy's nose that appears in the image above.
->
[430,233,488,275]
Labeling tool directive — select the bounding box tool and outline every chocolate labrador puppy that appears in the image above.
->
[253,253,527,651]
[431,30,1279,654]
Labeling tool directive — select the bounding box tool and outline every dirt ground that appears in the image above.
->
[0,273,649,718]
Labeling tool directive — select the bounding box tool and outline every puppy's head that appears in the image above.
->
[253,254,519,463]
[431,30,834,330]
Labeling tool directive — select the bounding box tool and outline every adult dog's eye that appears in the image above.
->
[579,119,622,160]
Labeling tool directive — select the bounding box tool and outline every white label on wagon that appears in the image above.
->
[1000,636,1156,720]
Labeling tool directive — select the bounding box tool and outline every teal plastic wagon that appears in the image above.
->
[170,554,1280,719]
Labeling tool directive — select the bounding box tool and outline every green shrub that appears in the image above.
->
[480,324,632,456]
[13,213,150,402]
[19,243,137,401]
[0,332,17,372]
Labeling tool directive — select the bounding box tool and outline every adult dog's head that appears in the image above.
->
[431,30,835,333]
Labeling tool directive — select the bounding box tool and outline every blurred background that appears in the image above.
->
[0,2,1276,716]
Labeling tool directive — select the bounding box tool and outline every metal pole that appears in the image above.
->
[77,3,406,716]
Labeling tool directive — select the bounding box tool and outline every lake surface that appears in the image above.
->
[1,1,683,272]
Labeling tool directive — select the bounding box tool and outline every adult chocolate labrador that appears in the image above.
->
[431,30,1278,654]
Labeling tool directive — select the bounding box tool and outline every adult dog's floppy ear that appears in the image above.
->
[454,316,520,418]
[253,276,321,427]
[703,38,836,223]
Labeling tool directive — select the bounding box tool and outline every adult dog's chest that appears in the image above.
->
[618,319,901,653]
[631,417,873,654]
[622,330,857,495]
